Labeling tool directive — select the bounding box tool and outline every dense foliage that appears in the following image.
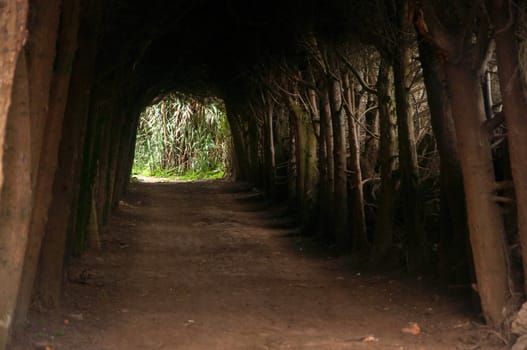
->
[133,94,230,178]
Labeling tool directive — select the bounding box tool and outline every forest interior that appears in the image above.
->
[2,0,527,349]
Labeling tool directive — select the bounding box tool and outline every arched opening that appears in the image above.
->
[132,93,231,180]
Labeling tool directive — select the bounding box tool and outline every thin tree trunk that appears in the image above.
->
[288,96,306,206]
[393,46,425,271]
[303,101,318,225]
[318,87,333,237]
[371,58,396,263]
[304,84,319,219]
[262,95,275,195]
[0,53,31,350]
[361,94,379,180]
[343,74,368,250]
[328,65,349,248]
[490,0,527,294]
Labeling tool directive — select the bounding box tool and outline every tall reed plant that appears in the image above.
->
[133,94,230,178]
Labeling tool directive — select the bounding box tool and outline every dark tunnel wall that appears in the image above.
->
[2,1,527,348]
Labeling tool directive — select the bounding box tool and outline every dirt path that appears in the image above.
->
[10,180,501,349]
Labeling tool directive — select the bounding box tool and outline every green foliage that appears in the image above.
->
[133,93,230,179]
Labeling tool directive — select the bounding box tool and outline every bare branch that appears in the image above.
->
[337,50,378,95]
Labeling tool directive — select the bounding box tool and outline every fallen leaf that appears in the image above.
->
[361,335,379,342]
[401,322,420,335]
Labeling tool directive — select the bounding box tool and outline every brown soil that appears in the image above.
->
[9,180,504,349]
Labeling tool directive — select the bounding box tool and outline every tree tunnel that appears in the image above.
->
[2,0,527,348]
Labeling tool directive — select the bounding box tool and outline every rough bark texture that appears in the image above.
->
[343,75,368,250]
[36,9,99,307]
[0,53,31,350]
[26,0,62,186]
[444,62,510,326]
[14,0,62,328]
[328,74,349,249]
[361,95,379,180]
[0,0,28,192]
[490,0,527,294]
[318,88,334,237]
[26,0,81,307]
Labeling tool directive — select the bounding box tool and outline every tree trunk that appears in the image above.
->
[113,106,141,206]
[393,47,425,271]
[318,87,334,237]
[26,0,61,186]
[0,53,31,350]
[371,58,397,263]
[343,74,368,250]
[224,100,250,181]
[444,62,510,326]
[418,39,469,282]
[0,0,28,192]
[361,94,379,180]
[35,8,99,308]
[288,97,306,206]
[328,68,349,248]
[490,0,527,294]
[303,101,318,226]
[23,0,81,308]
[14,0,62,328]
[303,85,319,227]
[263,96,275,195]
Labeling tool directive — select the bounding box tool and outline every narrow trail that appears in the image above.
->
[11,180,496,349]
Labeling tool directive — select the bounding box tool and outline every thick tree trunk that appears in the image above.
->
[371,59,396,263]
[14,0,62,328]
[24,0,81,308]
[444,62,510,326]
[418,39,469,281]
[0,0,28,191]
[35,9,99,307]
[490,0,527,294]
[393,47,425,271]
[0,54,31,350]
[26,0,61,186]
